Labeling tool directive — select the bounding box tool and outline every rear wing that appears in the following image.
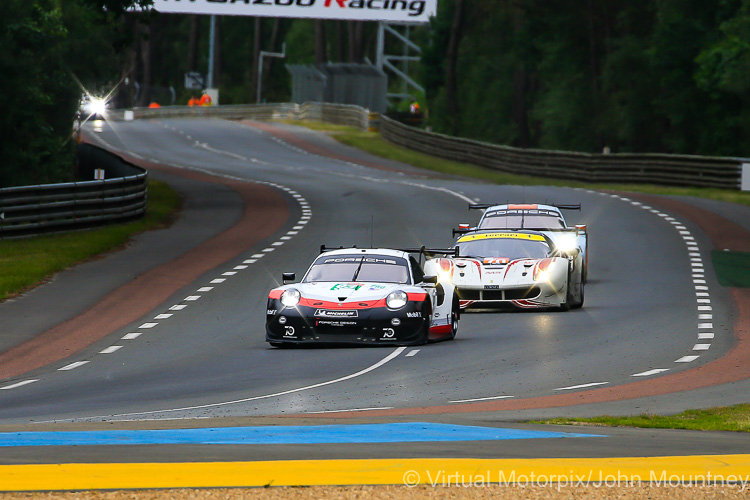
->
[320,244,459,257]
[468,203,581,211]
[398,246,458,268]
[399,246,459,258]
[320,244,354,254]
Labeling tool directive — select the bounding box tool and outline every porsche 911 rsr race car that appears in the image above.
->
[266,247,460,347]
[454,203,589,282]
[425,230,584,311]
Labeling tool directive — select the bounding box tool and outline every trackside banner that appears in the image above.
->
[151,0,437,22]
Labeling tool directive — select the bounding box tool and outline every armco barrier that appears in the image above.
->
[0,144,147,239]
[110,102,370,131]
[112,102,748,190]
[379,115,746,190]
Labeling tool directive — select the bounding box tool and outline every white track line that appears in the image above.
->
[450,395,514,403]
[0,380,39,390]
[60,347,407,421]
[554,382,609,391]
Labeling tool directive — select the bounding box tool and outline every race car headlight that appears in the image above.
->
[556,234,578,253]
[535,270,551,282]
[386,290,408,309]
[436,258,454,281]
[84,97,107,116]
[534,259,553,282]
[280,288,301,308]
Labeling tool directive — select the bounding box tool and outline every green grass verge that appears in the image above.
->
[712,250,750,288]
[529,404,750,432]
[0,179,181,303]
[284,121,750,208]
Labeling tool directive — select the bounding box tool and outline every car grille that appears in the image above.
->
[458,287,541,301]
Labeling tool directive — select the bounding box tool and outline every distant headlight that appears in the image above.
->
[84,98,107,116]
[556,234,578,253]
[386,290,408,309]
[280,288,301,308]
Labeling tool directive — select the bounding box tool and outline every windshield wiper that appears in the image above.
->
[351,257,365,281]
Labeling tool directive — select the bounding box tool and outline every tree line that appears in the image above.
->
[2,0,748,187]
[1,0,156,187]
[423,0,750,156]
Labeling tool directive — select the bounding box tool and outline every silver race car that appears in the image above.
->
[455,203,589,282]
[266,247,460,347]
[425,230,584,311]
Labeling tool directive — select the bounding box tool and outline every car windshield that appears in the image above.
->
[303,254,411,284]
[479,209,566,230]
[455,238,550,260]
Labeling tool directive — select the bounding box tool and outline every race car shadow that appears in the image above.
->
[268,342,426,349]
[462,306,569,314]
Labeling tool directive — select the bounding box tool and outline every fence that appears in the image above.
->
[0,144,147,239]
[287,64,388,114]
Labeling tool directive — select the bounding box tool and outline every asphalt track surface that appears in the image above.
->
[0,117,749,489]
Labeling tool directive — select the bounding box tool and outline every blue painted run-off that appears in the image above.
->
[0,423,603,447]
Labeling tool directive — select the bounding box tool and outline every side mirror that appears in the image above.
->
[422,275,438,285]
[282,272,296,284]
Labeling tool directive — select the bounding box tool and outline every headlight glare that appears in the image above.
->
[280,288,301,308]
[535,270,550,282]
[556,234,578,253]
[386,290,408,309]
[534,259,554,282]
[84,97,107,116]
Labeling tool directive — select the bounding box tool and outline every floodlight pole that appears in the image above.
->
[375,21,424,105]
[257,43,286,104]
[207,15,216,88]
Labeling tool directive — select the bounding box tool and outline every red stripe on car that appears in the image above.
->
[298,297,387,309]
[428,324,452,339]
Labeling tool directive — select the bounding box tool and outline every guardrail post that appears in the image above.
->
[368,112,380,132]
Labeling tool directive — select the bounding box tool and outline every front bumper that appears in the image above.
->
[265,300,431,346]
[456,282,564,309]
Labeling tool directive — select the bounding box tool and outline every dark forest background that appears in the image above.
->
[2,0,749,186]
[424,0,750,157]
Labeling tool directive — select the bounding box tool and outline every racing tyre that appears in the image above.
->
[560,273,575,311]
[571,278,584,309]
[418,301,432,344]
[450,297,460,339]
[560,275,572,311]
